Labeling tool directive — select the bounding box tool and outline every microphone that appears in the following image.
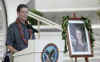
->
[26,24,38,33]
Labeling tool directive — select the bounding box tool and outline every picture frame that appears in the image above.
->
[67,19,93,57]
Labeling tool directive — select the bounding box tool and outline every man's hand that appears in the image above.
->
[7,45,18,54]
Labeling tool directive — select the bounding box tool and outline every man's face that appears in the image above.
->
[76,30,82,40]
[17,8,28,21]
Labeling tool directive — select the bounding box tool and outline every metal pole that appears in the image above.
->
[37,19,40,39]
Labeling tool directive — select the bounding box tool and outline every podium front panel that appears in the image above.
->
[13,39,64,62]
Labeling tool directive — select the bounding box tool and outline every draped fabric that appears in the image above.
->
[16,18,33,45]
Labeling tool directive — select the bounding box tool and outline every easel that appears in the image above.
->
[74,57,89,62]
[71,13,89,62]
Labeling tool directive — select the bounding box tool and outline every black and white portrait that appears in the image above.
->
[68,20,92,56]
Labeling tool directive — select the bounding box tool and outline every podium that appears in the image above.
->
[13,39,64,62]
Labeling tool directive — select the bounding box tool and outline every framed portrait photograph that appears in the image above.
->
[67,20,93,57]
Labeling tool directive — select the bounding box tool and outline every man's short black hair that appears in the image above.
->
[17,4,28,12]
